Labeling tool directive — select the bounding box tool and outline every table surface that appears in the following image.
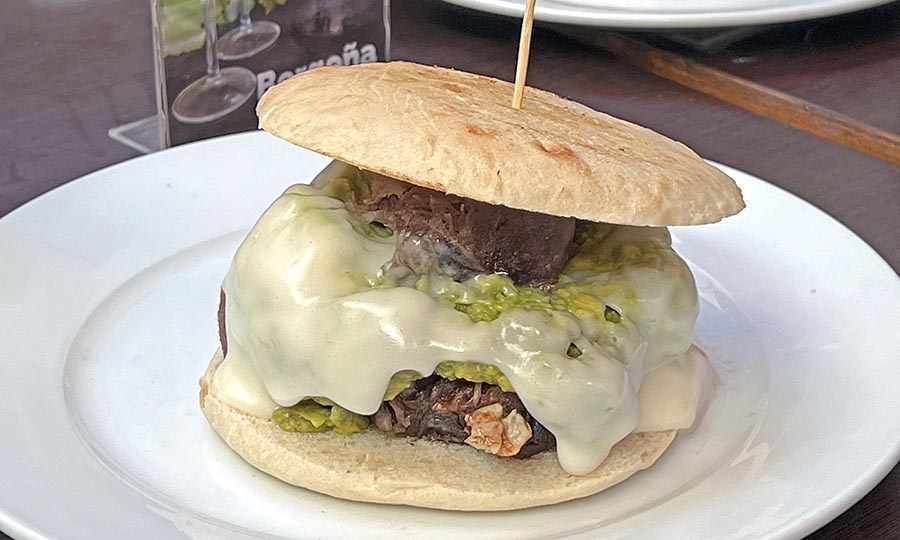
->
[1,0,897,538]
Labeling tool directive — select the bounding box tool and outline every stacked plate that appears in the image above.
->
[439,0,896,28]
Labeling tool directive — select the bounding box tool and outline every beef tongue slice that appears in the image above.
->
[356,173,576,287]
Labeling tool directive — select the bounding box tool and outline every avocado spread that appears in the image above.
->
[273,399,370,435]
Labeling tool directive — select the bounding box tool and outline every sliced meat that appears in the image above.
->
[356,173,576,287]
[372,375,556,458]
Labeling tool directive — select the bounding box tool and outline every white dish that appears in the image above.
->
[1,131,898,540]
[440,0,895,28]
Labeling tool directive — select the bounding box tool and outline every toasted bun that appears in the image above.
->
[257,61,743,226]
[200,347,676,511]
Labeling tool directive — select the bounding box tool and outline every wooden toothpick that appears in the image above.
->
[511,0,537,109]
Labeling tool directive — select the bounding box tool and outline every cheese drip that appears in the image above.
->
[217,181,700,475]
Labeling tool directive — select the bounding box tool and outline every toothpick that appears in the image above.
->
[511,0,537,109]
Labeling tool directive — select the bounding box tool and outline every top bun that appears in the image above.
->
[257,61,744,226]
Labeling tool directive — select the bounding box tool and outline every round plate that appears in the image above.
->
[440,0,895,28]
[1,132,898,540]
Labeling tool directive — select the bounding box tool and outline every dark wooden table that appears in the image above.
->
[1,0,897,538]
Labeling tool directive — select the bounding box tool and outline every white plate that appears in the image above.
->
[440,0,895,28]
[1,131,898,540]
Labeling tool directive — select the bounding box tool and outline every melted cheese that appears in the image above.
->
[213,181,709,476]
[635,345,711,432]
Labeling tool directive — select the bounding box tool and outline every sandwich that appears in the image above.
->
[199,61,744,511]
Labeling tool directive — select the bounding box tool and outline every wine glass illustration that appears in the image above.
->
[171,0,256,125]
[217,0,282,60]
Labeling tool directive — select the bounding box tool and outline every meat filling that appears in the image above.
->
[373,375,556,458]
[355,173,577,288]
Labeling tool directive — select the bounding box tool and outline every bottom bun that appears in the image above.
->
[199,347,676,511]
